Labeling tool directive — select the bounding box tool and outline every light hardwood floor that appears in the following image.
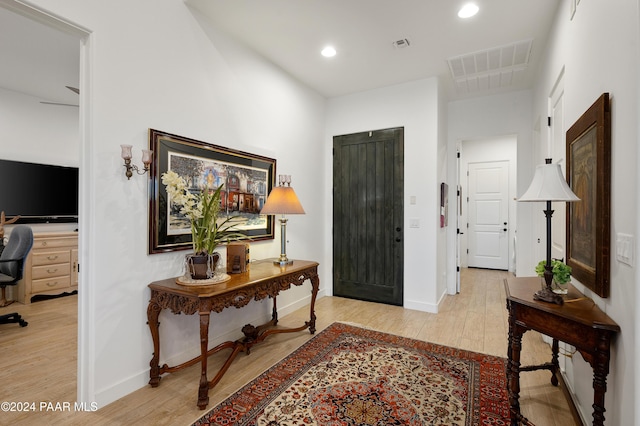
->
[0,268,578,425]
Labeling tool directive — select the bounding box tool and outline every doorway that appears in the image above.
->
[0,0,89,404]
[467,160,510,270]
[332,127,404,306]
[458,136,517,272]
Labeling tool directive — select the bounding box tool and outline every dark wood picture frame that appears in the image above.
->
[565,93,611,297]
[148,129,276,254]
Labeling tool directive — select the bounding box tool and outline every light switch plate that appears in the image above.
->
[615,233,634,267]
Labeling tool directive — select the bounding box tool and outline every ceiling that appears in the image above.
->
[186,0,560,99]
[0,6,80,106]
[0,1,559,104]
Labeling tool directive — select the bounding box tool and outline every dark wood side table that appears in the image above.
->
[147,259,319,409]
[504,277,620,426]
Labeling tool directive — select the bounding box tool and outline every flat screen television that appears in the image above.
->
[0,159,78,223]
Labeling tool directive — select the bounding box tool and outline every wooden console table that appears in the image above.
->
[147,259,319,409]
[504,277,619,426]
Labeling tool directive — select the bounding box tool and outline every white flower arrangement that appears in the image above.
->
[161,170,245,256]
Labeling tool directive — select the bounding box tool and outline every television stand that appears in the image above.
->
[16,232,78,304]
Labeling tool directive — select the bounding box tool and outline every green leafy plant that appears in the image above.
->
[535,259,572,284]
[161,170,246,255]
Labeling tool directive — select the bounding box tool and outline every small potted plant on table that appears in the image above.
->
[535,259,572,294]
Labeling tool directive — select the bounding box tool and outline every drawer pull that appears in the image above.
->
[47,282,58,287]
[47,268,59,274]
[47,255,59,261]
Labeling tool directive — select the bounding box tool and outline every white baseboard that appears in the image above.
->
[559,369,590,425]
[94,289,327,408]
[404,298,439,313]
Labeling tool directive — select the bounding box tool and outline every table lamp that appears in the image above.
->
[260,175,305,266]
[518,159,580,304]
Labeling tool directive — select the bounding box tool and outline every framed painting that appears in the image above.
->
[148,129,276,254]
[565,93,611,297]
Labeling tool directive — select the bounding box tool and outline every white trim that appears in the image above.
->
[404,290,444,313]
[0,0,90,36]
[77,32,93,406]
[0,0,94,406]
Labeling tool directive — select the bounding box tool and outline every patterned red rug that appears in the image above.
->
[193,322,510,425]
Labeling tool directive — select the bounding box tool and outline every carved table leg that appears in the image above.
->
[147,296,162,387]
[591,334,612,426]
[197,311,211,410]
[507,322,524,426]
[307,274,319,334]
[272,296,278,324]
[550,338,559,386]
[506,304,513,392]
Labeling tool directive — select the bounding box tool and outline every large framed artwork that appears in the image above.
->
[148,129,276,254]
[565,93,611,297]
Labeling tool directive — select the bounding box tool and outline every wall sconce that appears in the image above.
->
[120,144,152,180]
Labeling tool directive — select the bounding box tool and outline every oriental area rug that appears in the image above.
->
[193,322,510,426]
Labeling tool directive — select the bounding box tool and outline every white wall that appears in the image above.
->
[325,78,443,312]
[15,0,327,408]
[436,78,449,298]
[0,87,79,166]
[531,0,637,424]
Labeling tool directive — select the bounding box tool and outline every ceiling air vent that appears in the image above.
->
[393,38,411,49]
[447,39,533,94]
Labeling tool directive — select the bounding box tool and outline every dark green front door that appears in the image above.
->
[333,127,404,306]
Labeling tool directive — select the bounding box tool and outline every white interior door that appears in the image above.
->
[467,161,510,270]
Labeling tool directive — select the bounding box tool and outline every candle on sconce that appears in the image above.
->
[120,144,133,160]
[142,149,153,166]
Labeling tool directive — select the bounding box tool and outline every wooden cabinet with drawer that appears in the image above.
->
[17,231,78,304]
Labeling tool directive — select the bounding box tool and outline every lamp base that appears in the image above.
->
[534,287,564,305]
[273,259,293,266]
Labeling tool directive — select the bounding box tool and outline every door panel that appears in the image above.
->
[468,161,509,270]
[333,128,404,306]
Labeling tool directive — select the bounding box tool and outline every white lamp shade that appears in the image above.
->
[518,162,580,202]
[260,186,306,215]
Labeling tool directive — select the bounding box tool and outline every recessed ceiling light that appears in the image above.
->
[321,46,336,58]
[458,3,479,18]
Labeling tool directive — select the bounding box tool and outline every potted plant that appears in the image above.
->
[162,170,246,280]
[535,259,572,294]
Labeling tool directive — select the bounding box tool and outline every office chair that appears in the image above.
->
[0,225,34,327]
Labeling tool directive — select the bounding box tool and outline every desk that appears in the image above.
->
[504,277,619,426]
[147,259,319,409]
